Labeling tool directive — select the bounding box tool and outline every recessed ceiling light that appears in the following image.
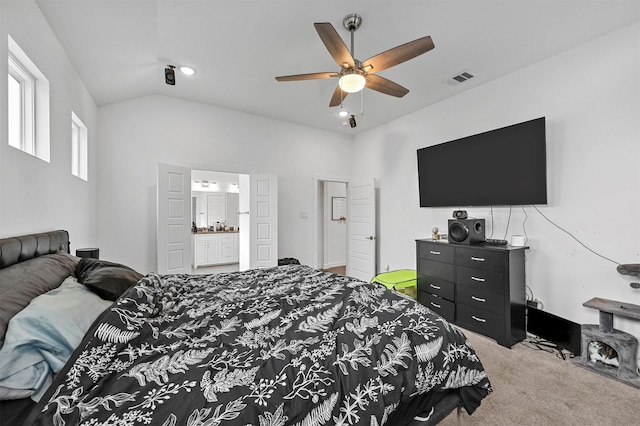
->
[338,110,349,117]
[179,66,196,76]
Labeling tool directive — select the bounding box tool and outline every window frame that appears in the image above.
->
[8,52,35,154]
[71,111,88,181]
[7,34,50,162]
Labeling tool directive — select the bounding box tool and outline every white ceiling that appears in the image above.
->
[35,0,640,135]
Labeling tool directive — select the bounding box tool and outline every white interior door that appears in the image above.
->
[348,180,376,281]
[157,163,191,274]
[250,174,278,269]
[238,174,251,270]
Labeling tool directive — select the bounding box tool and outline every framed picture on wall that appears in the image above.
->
[331,196,346,221]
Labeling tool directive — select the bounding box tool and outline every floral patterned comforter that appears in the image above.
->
[29,265,491,425]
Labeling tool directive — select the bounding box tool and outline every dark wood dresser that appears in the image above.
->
[416,239,527,348]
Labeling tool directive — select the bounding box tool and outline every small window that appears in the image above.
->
[7,35,50,162]
[71,112,88,181]
[8,53,35,154]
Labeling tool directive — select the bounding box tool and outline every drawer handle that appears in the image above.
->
[430,301,442,309]
[472,315,487,323]
[471,295,486,303]
[471,276,486,282]
[429,250,441,255]
[430,284,441,290]
[471,256,485,262]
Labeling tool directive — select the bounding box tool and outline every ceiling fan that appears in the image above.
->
[275,13,435,107]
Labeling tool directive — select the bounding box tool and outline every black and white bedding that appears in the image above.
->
[25,264,491,425]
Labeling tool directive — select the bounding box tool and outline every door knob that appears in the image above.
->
[366,236,375,240]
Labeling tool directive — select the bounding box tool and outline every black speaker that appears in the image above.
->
[165,67,175,85]
[448,219,485,245]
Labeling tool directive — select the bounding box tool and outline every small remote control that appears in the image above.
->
[485,238,508,245]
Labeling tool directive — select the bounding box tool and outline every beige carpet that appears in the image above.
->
[440,329,638,425]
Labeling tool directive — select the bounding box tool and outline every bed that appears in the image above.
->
[0,230,491,425]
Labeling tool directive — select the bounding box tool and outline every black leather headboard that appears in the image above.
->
[0,230,70,270]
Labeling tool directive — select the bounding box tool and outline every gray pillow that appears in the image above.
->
[0,252,77,349]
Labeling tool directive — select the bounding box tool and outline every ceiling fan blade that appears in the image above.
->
[362,36,434,74]
[314,22,355,69]
[275,72,338,82]
[329,85,349,107]
[366,74,409,98]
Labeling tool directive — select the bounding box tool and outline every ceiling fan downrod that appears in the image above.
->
[343,13,362,62]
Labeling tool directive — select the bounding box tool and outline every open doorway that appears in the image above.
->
[313,177,377,281]
[191,170,246,274]
[157,164,278,275]
[315,178,348,275]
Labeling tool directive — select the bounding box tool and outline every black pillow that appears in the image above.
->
[76,258,143,301]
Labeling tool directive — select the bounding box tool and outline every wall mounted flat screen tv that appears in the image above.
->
[417,117,547,207]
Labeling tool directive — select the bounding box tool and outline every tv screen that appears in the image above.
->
[527,306,581,356]
[417,117,547,207]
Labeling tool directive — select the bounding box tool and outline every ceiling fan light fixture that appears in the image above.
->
[338,109,349,117]
[339,71,366,93]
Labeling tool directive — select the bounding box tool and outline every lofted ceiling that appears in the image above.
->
[35,0,640,135]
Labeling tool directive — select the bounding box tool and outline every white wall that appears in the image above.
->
[97,95,353,272]
[0,1,98,248]
[351,23,640,341]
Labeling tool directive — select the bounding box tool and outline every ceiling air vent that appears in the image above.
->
[444,70,475,86]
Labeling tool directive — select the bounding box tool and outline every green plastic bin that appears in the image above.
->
[371,269,417,299]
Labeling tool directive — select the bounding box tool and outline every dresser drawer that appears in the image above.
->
[418,242,455,264]
[418,276,454,301]
[456,284,504,316]
[456,265,504,293]
[456,304,504,340]
[456,247,505,272]
[418,291,455,322]
[418,258,454,282]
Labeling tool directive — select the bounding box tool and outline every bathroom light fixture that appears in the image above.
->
[179,66,196,76]
[338,70,366,93]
